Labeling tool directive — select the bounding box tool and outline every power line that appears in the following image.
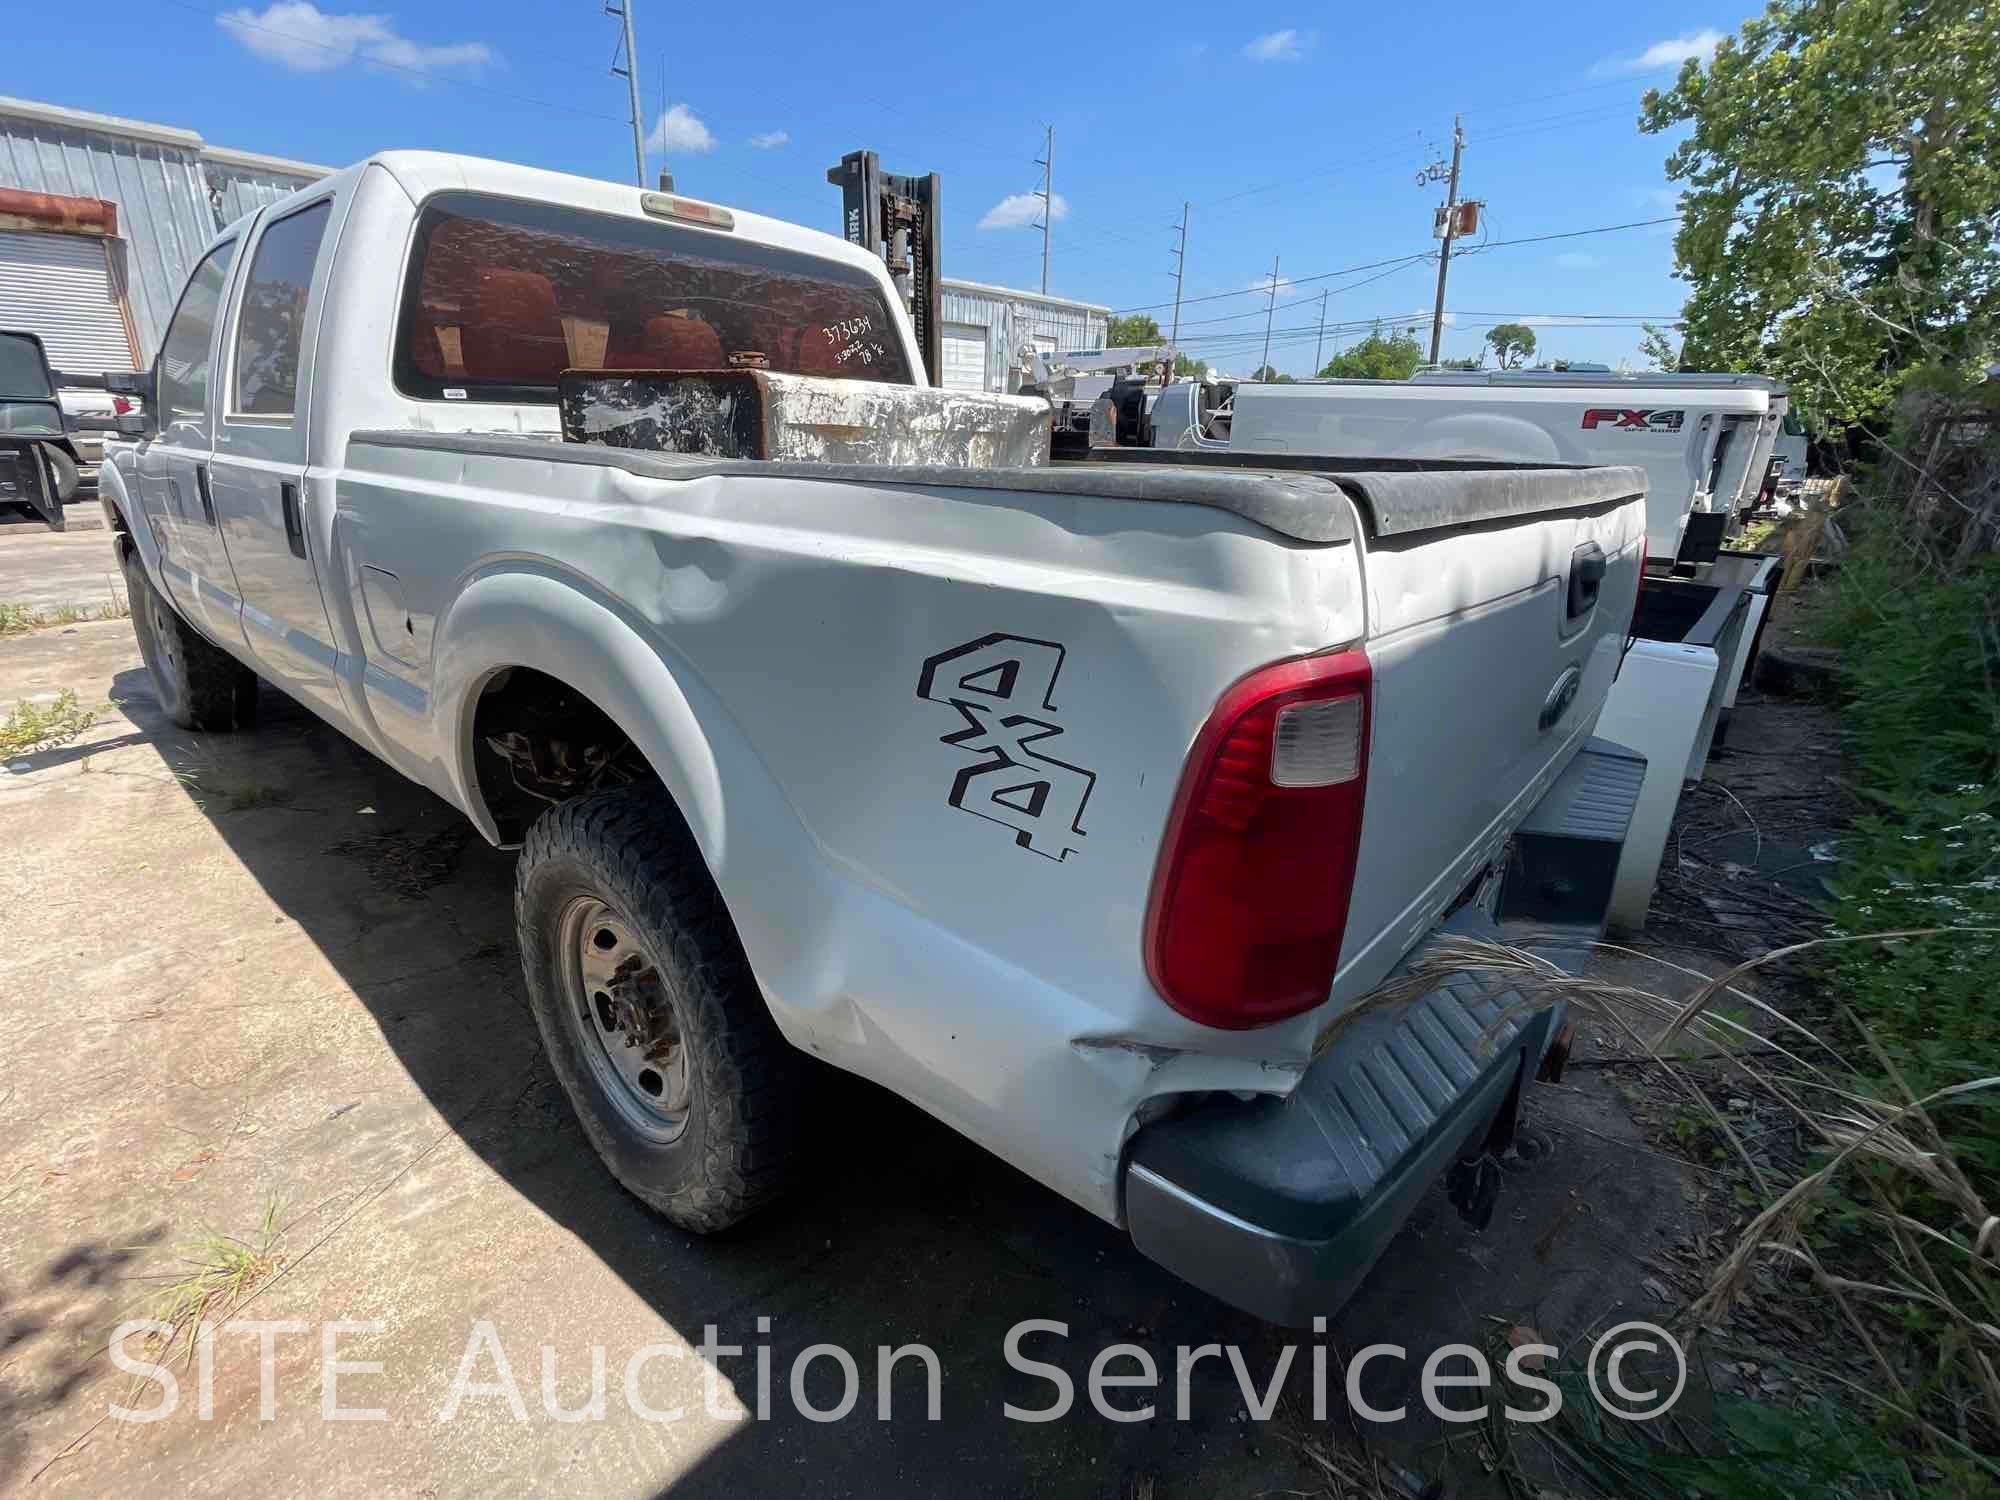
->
[1475,217,1679,250]
[1113,208,1679,320]
[1110,251,1436,316]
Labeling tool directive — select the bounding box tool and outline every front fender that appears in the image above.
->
[96,453,159,576]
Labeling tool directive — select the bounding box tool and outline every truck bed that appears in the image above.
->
[354,427,1642,547]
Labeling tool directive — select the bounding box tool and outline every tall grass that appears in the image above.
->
[1816,525,2000,1177]
[1347,932,2000,1491]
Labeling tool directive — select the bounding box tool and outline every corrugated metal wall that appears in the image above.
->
[0,112,326,364]
[208,164,316,229]
[941,281,1108,391]
[0,117,215,364]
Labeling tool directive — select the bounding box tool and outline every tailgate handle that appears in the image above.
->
[281,481,307,559]
[1568,544,1607,620]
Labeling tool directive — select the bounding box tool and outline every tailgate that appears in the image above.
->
[1333,467,1645,994]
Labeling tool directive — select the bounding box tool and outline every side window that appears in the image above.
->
[157,241,238,430]
[232,201,332,417]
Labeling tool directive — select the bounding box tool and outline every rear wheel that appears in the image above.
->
[515,784,805,1232]
[122,545,258,731]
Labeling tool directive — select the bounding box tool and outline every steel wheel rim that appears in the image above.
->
[132,583,178,702]
[557,896,690,1143]
[150,595,178,678]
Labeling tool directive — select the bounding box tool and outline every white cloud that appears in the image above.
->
[1554,251,1602,270]
[1593,28,1722,76]
[1243,28,1312,62]
[978,191,1067,231]
[647,103,716,155]
[1248,272,1294,295]
[216,2,492,74]
[747,130,789,149]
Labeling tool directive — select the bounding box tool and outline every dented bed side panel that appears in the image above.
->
[331,434,1368,1220]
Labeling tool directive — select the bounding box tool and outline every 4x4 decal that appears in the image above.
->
[917,633,1097,861]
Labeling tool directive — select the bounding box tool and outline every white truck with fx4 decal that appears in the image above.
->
[1150,367,1789,570]
[99,151,1650,1324]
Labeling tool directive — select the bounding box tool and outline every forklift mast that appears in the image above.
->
[826,151,942,386]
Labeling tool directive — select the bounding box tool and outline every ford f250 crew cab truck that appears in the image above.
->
[99,151,1649,1326]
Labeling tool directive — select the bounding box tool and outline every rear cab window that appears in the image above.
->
[231,200,333,419]
[393,192,912,403]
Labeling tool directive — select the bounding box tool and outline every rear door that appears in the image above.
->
[132,237,243,640]
[208,196,344,720]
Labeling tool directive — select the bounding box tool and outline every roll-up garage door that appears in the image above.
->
[940,322,988,391]
[0,230,137,376]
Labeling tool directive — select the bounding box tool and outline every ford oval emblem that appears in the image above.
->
[1539,665,1582,733]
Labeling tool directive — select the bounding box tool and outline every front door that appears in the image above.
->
[133,238,243,642]
[208,198,342,719]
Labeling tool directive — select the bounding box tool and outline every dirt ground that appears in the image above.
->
[1,543,1750,1498]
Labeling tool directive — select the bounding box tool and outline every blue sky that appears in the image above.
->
[22,2,1739,373]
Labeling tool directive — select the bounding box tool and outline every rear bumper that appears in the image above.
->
[1121,736,1645,1326]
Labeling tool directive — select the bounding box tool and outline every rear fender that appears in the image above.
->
[432,566,836,1011]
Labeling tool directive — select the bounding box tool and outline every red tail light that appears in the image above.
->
[1144,650,1371,1029]
[111,395,134,415]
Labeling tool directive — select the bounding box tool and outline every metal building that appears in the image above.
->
[938,279,1109,392]
[0,95,329,373]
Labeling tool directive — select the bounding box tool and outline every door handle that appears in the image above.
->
[280,482,307,559]
[194,463,216,527]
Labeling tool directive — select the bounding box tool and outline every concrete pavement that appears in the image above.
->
[0,617,1701,1498]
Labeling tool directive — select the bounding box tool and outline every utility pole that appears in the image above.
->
[1168,202,1189,359]
[1034,126,1054,295]
[1260,254,1280,378]
[607,1,645,187]
[1314,288,1328,375]
[1428,114,1464,365]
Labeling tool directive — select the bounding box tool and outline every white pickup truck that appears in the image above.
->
[1149,369,1786,569]
[99,151,1649,1325]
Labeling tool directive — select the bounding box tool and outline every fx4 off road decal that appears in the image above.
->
[1581,407,1685,433]
[917,633,1097,861]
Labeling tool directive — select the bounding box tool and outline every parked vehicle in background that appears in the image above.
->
[1769,407,1810,502]
[0,328,97,526]
[98,150,1651,1325]
[1149,368,1786,569]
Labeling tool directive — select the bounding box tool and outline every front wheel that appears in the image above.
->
[122,545,258,731]
[515,785,805,1232]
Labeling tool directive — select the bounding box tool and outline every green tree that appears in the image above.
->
[1250,365,1297,383]
[1638,321,1683,371]
[1105,313,1162,347]
[1640,0,2000,427]
[1484,322,1537,368]
[1172,352,1208,378]
[1438,355,1484,370]
[1317,326,1424,380]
